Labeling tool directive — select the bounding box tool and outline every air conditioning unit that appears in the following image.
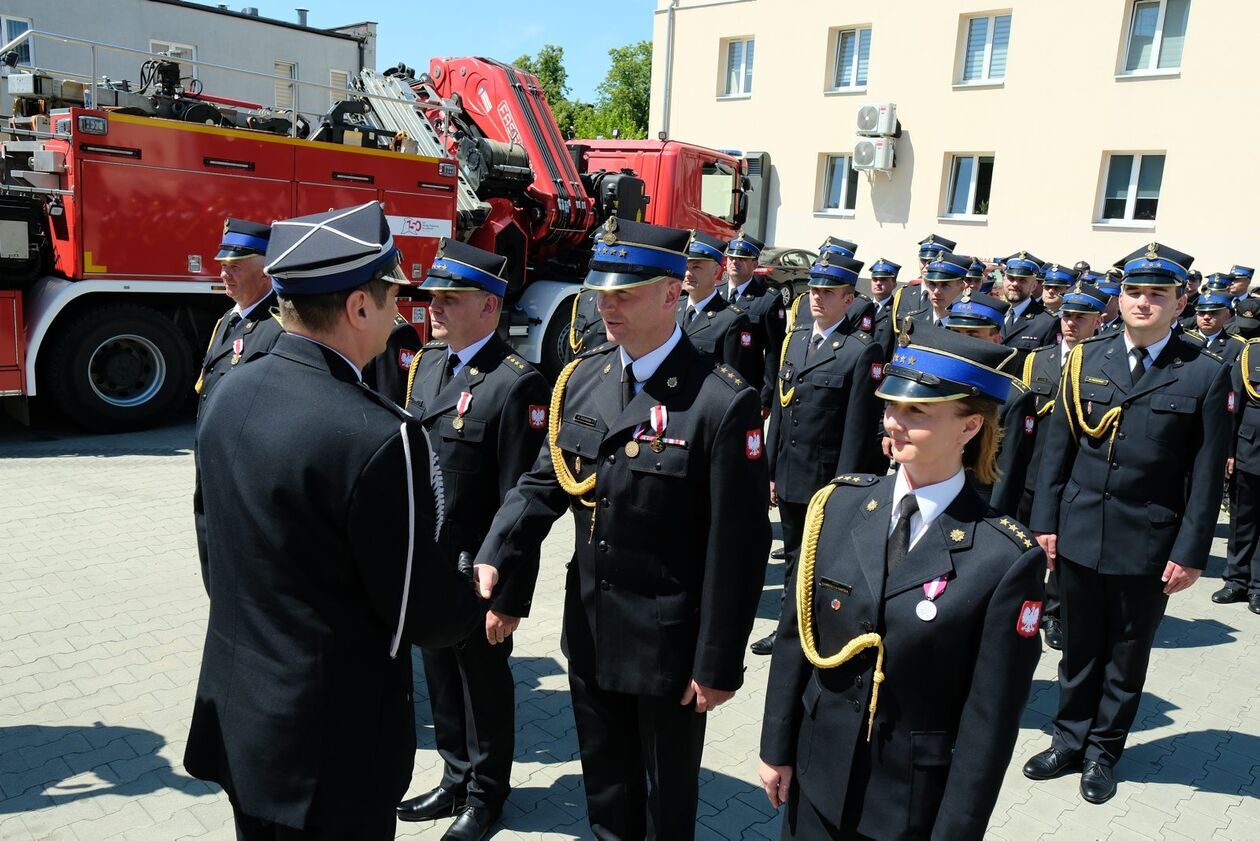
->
[852,136,895,171]
[855,102,898,137]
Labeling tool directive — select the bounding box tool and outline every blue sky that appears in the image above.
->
[246,1,655,101]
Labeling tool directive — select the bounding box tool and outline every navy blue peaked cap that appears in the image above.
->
[687,230,728,263]
[878,320,1017,404]
[217,217,271,261]
[586,217,689,289]
[266,202,403,295]
[422,238,509,296]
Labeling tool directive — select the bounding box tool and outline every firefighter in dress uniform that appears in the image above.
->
[998,251,1060,360]
[910,252,973,329]
[1018,282,1109,651]
[750,252,886,656]
[1228,264,1254,309]
[1096,269,1125,335]
[864,258,901,360]
[473,217,771,840]
[1025,243,1232,805]
[889,234,956,333]
[1213,335,1260,614]
[1040,263,1079,319]
[185,202,482,839]
[394,240,550,841]
[1229,297,1260,340]
[941,291,1039,518]
[724,231,787,414]
[677,230,760,382]
[1184,292,1247,363]
[757,325,1045,840]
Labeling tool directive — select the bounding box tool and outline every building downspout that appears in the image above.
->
[661,0,679,139]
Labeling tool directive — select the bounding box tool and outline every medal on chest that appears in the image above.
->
[231,337,243,365]
[452,391,473,431]
[916,576,949,621]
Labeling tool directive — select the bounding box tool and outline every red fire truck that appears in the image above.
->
[0,32,747,430]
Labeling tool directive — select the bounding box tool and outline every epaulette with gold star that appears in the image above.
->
[577,342,618,359]
[852,329,873,344]
[830,474,879,487]
[1008,378,1030,394]
[500,354,530,376]
[1200,347,1224,364]
[983,515,1037,551]
[1081,331,1118,345]
[423,339,447,350]
[728,303,745,315]
[712,363,748,391]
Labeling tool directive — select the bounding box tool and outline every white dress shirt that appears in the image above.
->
[445,330,495,377]
[727,279,754,300]
[811,320,843,344]
[620,325,683,395]
[686,289,719,318]
[1123,330,1173,373]
[889,467,967,551]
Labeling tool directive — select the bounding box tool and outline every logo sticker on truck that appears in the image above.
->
[387,216,453,239]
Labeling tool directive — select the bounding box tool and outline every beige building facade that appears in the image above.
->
[650,0,1254,274]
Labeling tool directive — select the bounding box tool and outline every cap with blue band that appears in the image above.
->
[686,230,727,263]
[217,217,271,261]
[1003,250,1045,278]
[1195,292,1234,312]
[819,237,858,259]
[1042,264,1079,287]
[917,234,957,261]
[1060,282,1109,314]
[870,258,901,278]
[808,253,863,287]
[876,322,1017,404]
[725,231,764,259]
[944,290,1008,330]
[422,238,509,296]
[585,217,690,290]
[924,252,972,281]
[1117,242,1192,287]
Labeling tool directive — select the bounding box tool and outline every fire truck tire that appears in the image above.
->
[42,303,195,431]
[540,296,576,381]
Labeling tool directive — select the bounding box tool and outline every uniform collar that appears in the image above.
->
[890,467,966,534]
[688,289,719,312]
[1060,341,1074,365]
[620,325,683,384]
[1200,330,1221,345]
[811,319,843,342]
[446,330,495,374]
[1011,297,1033,320]
[234,293,271,320]
[728,278,754,299]
[1125,329,1173,362]
[286,334,362,382]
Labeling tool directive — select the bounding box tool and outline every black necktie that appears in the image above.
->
[1129,347,1148,385]
[886,494,919,574]
[441,354,458,389]
[224,312,242,335]
[686,306,697,325]
[806,333,826,363]
[622,360,636,409]
[1005,309,1017,330]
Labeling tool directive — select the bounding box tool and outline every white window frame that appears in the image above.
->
[720,37,755,99]
[828,26,871,93]
[329,69,350,108]
[274,60,298,112]
[1119,0,1188,77]
[957,12,1011,86]
[940,153,993,221]
[1,15,33,65]
[149,39,197,80]
[1096,152,1166,226]
[817,154,858,216]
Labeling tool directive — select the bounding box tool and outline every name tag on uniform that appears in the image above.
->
[1084,376,1110,386]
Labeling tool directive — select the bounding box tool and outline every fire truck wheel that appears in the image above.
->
[43,303,194,431]
[540,296,577,381]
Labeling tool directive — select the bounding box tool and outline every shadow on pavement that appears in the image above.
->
[0,411,195,459]
[1153,615,1239,649]
[1124,729,1260,792]
[0,722,208,811]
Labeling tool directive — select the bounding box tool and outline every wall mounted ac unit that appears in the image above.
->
[852,136,895,171]
[855,102,898,136]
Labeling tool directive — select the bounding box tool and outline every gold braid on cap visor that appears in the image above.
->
[796,482,885,742]
[549,358,597,507]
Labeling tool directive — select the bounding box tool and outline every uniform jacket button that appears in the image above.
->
[598,540,609,552]
[862,620,874,632]
[600,497,610,508]
[851,699,862,711]
[1104,492,1112,500]
[1111,463,1119,470]
[855,675,863,688]
[607,454,616,464]
[600,579,611,591]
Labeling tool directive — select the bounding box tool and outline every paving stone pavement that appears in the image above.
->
[0,416,1257,840]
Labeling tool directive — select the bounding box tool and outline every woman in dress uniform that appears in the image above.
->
[758,324,1046,841]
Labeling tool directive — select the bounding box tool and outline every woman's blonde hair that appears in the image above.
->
[955,396,1003,486]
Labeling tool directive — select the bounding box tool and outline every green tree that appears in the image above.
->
[594,41,652,137]
[512,44,569,106]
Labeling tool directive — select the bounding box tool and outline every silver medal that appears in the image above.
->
[916,599,938,621]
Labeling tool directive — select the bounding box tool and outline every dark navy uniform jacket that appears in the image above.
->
[729,275,788,408]
[676,293,760,385]
[1185,328,1246,364]
[1230,340,1260,473]
[1021,344,1066,496]
[1031,330,1232,572]
[1000,298,1059,357]
[475,337,770,697]
[980,380,1038,518]
[767,321,884,502]
[186,333,481,829]
[761,475,1044,840]
[405,334,550,617]
[195,293,283,410]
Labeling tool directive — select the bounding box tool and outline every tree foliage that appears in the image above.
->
[511,41,651,141]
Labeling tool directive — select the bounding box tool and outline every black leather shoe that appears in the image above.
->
[442,805,500,841]
[770,548,786,560]
[397,786,465,822]
[1249,594,1260,615]
[1212,584,1247,604]
[1043,617,1063,650]
[750,632,776,655]
[1023,747,1082,780]
[1080,760,1117,804]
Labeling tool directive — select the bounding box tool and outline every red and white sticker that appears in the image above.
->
[861,315,873,331]
[1016,600,1043,637]
[746,429,763,460]
[870,363,884,381]
[1228,390,1237,413]
[399,348,415,370]
[1024,415,1035,435]
[528,405,547,429]
[740,331,753,348]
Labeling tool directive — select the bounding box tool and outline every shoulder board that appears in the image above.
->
[423,339,446,349]
[1228,333,1247,344]
[712,363,749,391]
[852,330,873,343]
[358,381,413,422]
[830,473,879,487]
[980,515,1038,551]
[1199,347,1224,364]
[728,303,745,315]
[501,354,531,376]
[1081,331,1116,345]
[577,341,618,359]
[393,313,409,326]
[1008,378,1031,394]
[1184,329,1204,341]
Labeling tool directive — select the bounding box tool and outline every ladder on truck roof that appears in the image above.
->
[356,69,488,231]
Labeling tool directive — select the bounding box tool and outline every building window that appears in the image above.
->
[274,60,297,111]
[329,69,350,107]
[1099,153,1165,222]
[1123,0,1190,73]
[960,13,1011,83]
[150,39,197,82]
[944,154,994,217]
[2,16,32,64]
[831,27,871,90]
[819,155,858,213]
[722,37,754,96]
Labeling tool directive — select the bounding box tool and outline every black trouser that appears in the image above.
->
[1018,489,1058,619]
[1051,557,1169,767]
[772,500,810,622]
[1224,469,1260,594]
[568,668,707,841]
[420,625,515,810]
[231,802,395,840]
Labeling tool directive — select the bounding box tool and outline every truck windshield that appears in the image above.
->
[701,161,737,223]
